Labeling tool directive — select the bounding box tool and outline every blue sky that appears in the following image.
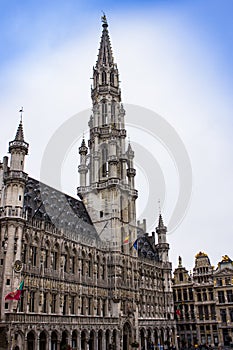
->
[1,0,233,270]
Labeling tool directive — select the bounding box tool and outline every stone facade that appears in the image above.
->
[0,16,176,350]
[173,253,233,348]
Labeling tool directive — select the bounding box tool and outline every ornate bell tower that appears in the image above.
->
[77,15,137,251]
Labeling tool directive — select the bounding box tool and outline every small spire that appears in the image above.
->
[158,213,165,228]
[178,256,182,267]
[15,121,24,142]
[158,199,161,215]
[14,107,25,141]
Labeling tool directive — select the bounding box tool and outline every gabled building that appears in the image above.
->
[173,253,233,349]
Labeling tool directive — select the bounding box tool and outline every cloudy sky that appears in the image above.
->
[0,0,233,271]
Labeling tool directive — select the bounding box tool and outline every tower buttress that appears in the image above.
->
[77,16,138,252]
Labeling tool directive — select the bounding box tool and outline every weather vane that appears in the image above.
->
[101,11,107,25]
[19,107,24,122]
[158,199,161,215]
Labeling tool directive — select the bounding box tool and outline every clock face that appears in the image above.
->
[14,260,22,273]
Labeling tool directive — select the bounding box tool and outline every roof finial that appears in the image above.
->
[101,12,108,28]
[158,199,161,215]
[19,107,24,123]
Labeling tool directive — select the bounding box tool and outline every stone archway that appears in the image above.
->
[39,331,47,350]
[89,330,95,350]
[51,331,58,350]
[106,330,111,350]
[60,331,68,350]
[112,329,117,350]
[123,322,132,350]
[154,329,159,348]
[72,330,77,349]
[81,330,87,350]
[98,330,103,350]
[140,329,146,349]
[27,331,35,350]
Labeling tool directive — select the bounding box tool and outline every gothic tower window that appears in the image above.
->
[111,101,116,123]
[102,71,107,85]
[110,71,114,85]
[101,146,108,177]
[102,101,108,125]
[95,72,99,87]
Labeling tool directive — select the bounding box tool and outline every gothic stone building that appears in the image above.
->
[173,252,233,349]
[0,17,176,350]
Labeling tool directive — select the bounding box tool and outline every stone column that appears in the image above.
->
[36,334,39,350]
[48,334,51,350]
[102,330,106,350]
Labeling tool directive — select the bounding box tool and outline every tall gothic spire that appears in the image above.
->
[78,17,137,251]
[96,14,114,68]
[91,15,121,103]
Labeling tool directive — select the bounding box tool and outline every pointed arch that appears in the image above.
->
[101,100,108,125]
[123,322,132,350]
[102,71,107,84]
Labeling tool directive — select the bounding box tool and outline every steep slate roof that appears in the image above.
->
[136,233,159,262]
[24,177,99,242]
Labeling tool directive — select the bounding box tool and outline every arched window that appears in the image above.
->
[110,71,114,85]
[102,101,108,125]
[111,101,116,123]
[101,146,108,177]
[102,71,107,84]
